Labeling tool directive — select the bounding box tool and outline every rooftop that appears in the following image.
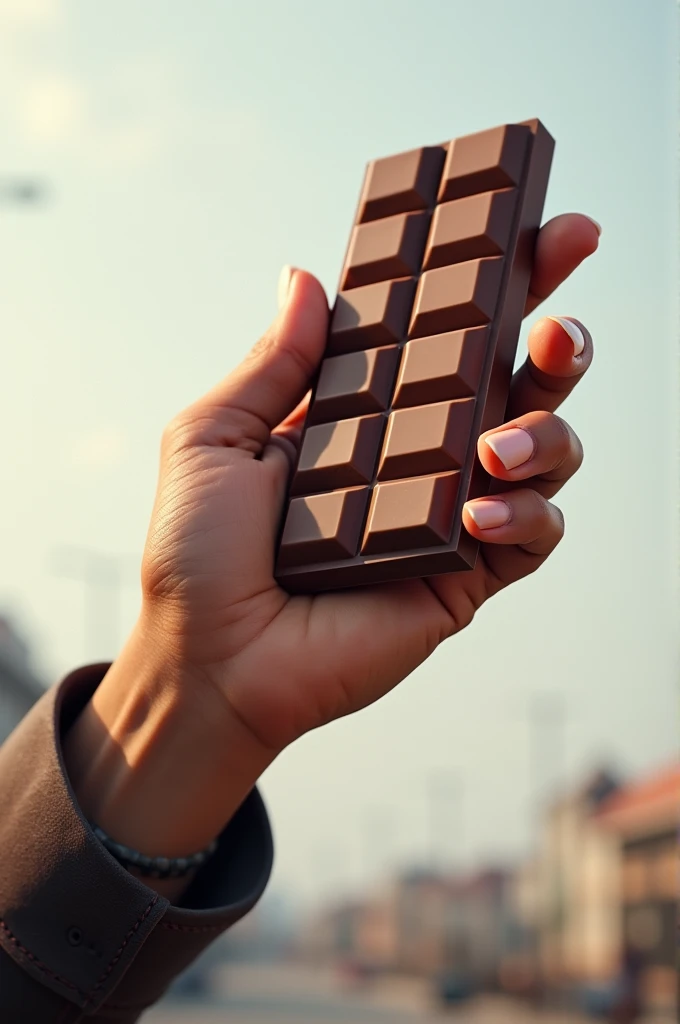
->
[595,762,679,838]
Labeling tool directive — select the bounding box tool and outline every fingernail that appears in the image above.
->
[465,499,512,530]
[278,265,295,310]
[548,316,585,356]
[484,427,535,470]
[585,215,602,236]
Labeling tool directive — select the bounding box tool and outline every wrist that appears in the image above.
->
[63,615,276,884]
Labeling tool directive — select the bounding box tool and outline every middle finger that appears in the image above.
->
[478,410,583,501]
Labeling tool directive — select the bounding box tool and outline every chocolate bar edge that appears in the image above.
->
[442,118,556,574]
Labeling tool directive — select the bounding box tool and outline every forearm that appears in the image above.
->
[62,614,276,903]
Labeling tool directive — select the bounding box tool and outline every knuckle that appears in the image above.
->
[534,496,565,550]
[532,490,553,527]
[161,415,187,450]
[544,415,583,475]
[519,494,564,558]
[244,331,273,370]
[246,326,316,385]
[552,502,566,537]
[211,406,266,453]
[162,405,267,457]
[277,337,318,382]
[572,430,585,470]
[523,488,560,536]
[161,413,197,453]
[552,414,574,461]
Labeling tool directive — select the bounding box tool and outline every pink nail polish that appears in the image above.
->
[465,500,511,530]
[484,427,535,470]
[548,316,585,356]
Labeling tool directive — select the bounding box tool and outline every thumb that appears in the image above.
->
[198,266,329,435]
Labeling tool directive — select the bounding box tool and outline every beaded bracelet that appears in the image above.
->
[91,823,218,880]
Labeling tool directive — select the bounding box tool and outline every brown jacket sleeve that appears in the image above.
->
[0,664,274,1023]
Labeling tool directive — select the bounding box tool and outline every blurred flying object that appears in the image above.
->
[0,178,47,204]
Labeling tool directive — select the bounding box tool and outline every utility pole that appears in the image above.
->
[361,806,397,887]
[427,770,463,877]
[529,692,566,812]
[528,691,568,1002]
[49,547,140,663]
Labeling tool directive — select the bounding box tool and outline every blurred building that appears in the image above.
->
[302,867,521,989]
[387,868,516,982]
[500,857,542,996]
[440,869,517,988]
[0,615,45,744]
[391,870,452,976]
[299,761,677,1018]
[301,899,372,964]
[532,768,622,989]
[303,873,459,976]
[596,762,679,1016]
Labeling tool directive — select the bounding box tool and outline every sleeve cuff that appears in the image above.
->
[0,663,273,1016]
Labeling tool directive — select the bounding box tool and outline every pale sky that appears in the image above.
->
[0,0,677,907]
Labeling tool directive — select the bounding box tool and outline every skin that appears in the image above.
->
[64,212,599,903]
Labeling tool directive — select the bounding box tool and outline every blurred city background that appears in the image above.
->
[0,1,677,1022]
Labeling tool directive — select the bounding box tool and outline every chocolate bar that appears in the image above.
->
[275,120,554,593]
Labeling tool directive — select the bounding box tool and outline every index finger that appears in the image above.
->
[524,213,600,316]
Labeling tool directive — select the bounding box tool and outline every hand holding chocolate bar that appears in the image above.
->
[135,126,598,756]
[73,126,599,886]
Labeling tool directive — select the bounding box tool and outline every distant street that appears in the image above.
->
[143,962,598,1024]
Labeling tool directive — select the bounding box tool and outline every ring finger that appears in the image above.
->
[476,409,583,501]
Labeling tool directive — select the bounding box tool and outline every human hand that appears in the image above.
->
[139,213,599,754]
